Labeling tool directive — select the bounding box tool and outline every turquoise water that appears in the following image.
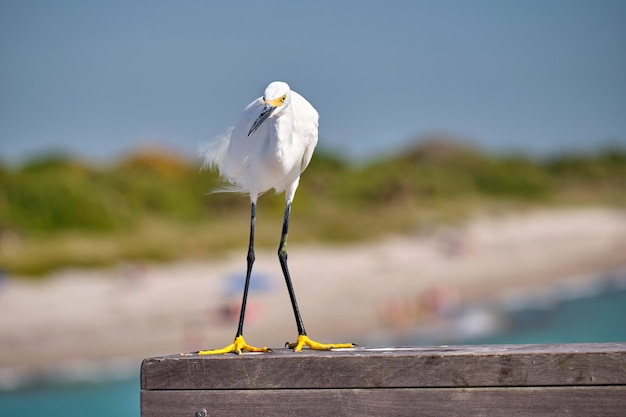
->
[467,283,626,345]
[1,276,625,417]
[0,377,139,417]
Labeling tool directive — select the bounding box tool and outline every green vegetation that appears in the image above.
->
[0,141,624,276]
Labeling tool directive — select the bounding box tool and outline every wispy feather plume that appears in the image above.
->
[199,128,248,194]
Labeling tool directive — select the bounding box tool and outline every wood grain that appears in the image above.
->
[141,386,626,417]
[141,343,626,390]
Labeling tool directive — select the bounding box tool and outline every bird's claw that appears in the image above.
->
[286,334,355,352]
[198,335,270,355]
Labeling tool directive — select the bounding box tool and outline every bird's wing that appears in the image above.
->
[200,95,268,194]
[291,91,319,173]
[221,96,269,184]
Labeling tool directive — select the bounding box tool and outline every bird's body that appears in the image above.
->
[203,82,318,202]
[199,81,352,354]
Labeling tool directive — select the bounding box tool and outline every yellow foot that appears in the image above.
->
[286,334,355,352]
[197,335,270,355]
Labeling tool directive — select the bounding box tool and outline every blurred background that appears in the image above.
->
[1,1,625,416]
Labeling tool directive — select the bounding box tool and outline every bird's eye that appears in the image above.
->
[281,95,286,102]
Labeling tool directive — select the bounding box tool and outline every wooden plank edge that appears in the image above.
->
[141,343,626,390]
[141,386,626,417]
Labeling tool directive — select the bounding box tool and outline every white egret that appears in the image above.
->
[199,81,353,354]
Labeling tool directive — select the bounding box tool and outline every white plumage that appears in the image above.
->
[201,81,318,204]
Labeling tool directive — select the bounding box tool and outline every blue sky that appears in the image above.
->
[1,0,625,162]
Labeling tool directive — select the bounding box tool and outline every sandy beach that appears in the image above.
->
[1,207,625,385]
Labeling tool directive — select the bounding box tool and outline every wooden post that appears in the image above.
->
[141,343,626,417]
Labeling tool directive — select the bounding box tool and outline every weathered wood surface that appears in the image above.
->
[141,343,626,417]
[142,343,626,390]
[142,386,626,417]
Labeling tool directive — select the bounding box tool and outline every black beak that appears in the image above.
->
[248,104,276,136]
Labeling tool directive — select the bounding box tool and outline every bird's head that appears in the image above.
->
[248,81,291,136]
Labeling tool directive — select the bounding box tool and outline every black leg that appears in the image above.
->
[197,201,268,355]
[235,202,256,337]
[278,202,307,336]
